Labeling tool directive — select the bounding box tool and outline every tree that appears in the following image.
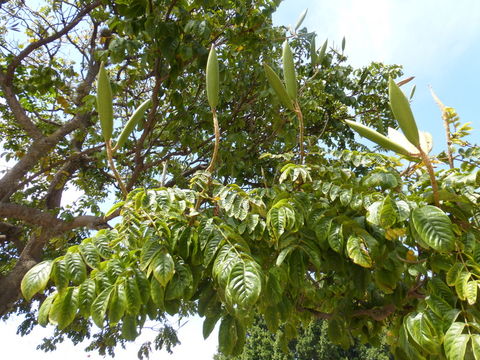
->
[4,1,480,359]
[214,317,393,360]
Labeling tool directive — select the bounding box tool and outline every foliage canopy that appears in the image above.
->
[1,1,480,359]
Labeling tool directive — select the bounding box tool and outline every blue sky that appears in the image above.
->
[1,0,479,359]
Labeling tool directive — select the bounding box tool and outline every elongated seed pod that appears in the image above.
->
[318,39,328,65]
[263,63,294,111]
[310,36,317,66]
[282,40,297,101]
[345,120,412,156]
[206,45,219,109]
[96,62,113,142]
[295,9,308,31]
[388,77,420,147]
[114,99,151,152]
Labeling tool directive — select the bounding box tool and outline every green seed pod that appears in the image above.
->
[263,63,294,111]
[318,39,328,65]
[310,35,317,66]
[114,99,151,152]
[388,77,420,147]
[282,40,297,101]
[96,62,113,142]
[294,9,308,31]
[206,45,219,110]
[345,120,412,156]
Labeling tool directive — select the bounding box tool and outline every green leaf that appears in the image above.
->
[121,314,138,341]
[152,251,175,287]
[79,241,100,269]
[389,77,420,147]
[91,286,113,328]
[379,195,398,228]
[140,237,161,271]
[165,261,193,300]
[328,222,343,253]
[125,276,142,314]
[276,245,296,266]
[347,235,373,268]
[447,263,464,286]
[134,268,150,304]
[411,206,455,252]
[471,334,480,360]
[444,322,469,360]
[267,206,287,240]
[49,287,78,329]
[108,284,127,325]
[466,280,478,305]
[218,315,237,355]
[65,252,87,285]
[78,279,96,317]
[405,312,441,354]
[204,227,224,266]
[225,260,262,308]
[38,292,56,327]
[150,278,165,310]
[203,311,221,340]
[52,259,69,292]
[21,260,52,301]
[263,63,294,110]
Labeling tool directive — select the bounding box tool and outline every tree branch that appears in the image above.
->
[0,203,109,232]
[3,0,101,83]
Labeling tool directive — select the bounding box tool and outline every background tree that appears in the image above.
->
[214,317,393,360]
[0,0,402,355]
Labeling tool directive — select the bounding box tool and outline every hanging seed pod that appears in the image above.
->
[388,77,420,147]
[282,40,297,101]
[263,63,294,111]
[345,120,412,156]
[114,99,151,152]
[206,45,219,110]
[96,62,113,142]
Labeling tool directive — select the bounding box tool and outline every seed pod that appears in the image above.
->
[295,9,308,31]
[282,40,297,101]
[263,63,294,111]
[114,99,151,152]
[388,77,420,147]
[345,120,411,156]
[318,39,328,65]
[341,36,346,52]
[310,35,317,66]
[96,62,113,142]
[206,45,219,110]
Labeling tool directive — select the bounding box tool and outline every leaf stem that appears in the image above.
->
[294,101,305,164]
[419,148,439,207]
[206,109,220,173]
[105,140,128,197]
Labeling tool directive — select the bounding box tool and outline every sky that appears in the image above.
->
[1,0,480,359]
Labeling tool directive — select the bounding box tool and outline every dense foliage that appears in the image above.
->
[214,317,393,360]
[2,0,480,359]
